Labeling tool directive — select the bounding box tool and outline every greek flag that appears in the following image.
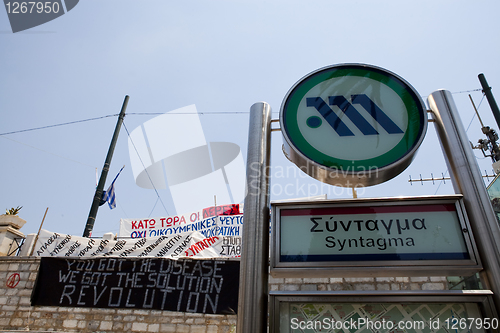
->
[100,166,125,209]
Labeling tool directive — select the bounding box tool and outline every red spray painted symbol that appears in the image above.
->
[6,273,20,288]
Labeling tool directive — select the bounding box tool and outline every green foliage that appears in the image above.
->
[5,206,22,215]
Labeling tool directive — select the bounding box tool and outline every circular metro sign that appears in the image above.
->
[280,63,427,187]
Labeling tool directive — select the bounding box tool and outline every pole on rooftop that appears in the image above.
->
[236,102,272,333]
[478,73,500,131]
[29,207,48,256]
[83,95,129,238]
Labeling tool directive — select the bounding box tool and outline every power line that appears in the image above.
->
[451,88,483,94]
[148,197,160,218]
[0,114,118,136]
[0,135,97,168]
[127,111,250,115]
[123,121,170,216]
[419,88,482,100]
[466,95,486,132]
[0,90,483,136]
[0,111,262,136]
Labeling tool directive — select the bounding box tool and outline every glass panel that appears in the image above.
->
[279,302,485,333]
[487,174,500,225]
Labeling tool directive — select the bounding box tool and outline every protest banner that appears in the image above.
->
[31,257,239,314]
[119,204,243,239]
[33,229,241,259]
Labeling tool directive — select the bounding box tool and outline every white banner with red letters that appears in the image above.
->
[118,204,243,239]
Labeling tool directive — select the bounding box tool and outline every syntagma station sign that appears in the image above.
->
[270,195,481,277]
[280,63,427,187]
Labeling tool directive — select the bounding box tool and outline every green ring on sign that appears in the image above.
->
[282,65,425,171]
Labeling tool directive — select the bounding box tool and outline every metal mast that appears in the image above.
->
[478,73,500,131]
[83,95,129,237]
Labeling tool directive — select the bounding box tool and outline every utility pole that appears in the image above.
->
[478,73,500,130]
[83,95,129,238]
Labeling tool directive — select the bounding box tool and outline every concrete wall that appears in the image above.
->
[0,257,446,332]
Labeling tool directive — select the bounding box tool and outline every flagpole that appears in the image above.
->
[29,207,48,256]
[83,95,129,238]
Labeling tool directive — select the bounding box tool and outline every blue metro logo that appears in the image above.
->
[306,94,404,137]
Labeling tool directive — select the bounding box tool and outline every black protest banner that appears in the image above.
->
[31,257,239,314]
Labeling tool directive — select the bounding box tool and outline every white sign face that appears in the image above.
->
[270,196,481,277]
[280,205,468,262]
[296,76,408,161]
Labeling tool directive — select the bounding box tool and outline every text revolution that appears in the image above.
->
[31,257,240,314]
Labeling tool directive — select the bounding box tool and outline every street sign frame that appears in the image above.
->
[270,195,481,277]
[280,63,427,187]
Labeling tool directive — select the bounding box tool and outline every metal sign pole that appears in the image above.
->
[428,89,500,311]
[236,102,272,333]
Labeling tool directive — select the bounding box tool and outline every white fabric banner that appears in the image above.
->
[118,204,243,239]
[33,229,241,259]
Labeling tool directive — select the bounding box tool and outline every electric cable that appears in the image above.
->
[0,135,97,168]
[452,88,483,95]
[123,121,170,216]
[148,197,160,218]
[0,114,118,136]
[0,88,482,136]
[127,111,250,115]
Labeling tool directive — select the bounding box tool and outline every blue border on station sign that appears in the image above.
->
[281,252,470,262]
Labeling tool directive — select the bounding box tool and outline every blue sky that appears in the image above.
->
[1,1,500,237]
